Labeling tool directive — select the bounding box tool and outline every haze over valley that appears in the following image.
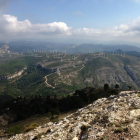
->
[1,0,140,139]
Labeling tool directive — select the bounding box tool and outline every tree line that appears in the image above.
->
[1,84,120,122]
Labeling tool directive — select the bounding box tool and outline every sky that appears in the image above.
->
[1,0,140,44]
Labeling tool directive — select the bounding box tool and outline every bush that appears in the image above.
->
[123,127,128,132]
[100,137,106,140]
[80,125,89,132]
[50,116,55,121]
[114,128,123,133]
[104,84,109,91]
[6,125,23,135]
[137,116,140,121]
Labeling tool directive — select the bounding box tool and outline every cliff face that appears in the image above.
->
[0,67,27,80]
[8,91,140,140]
[94,64,139,89]
[81,56,140,89]
[7,67,27,80]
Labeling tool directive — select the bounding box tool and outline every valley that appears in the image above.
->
[1,49,140,100]
[1,45,140,139]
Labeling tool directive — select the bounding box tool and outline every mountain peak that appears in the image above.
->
[115,49,124,53]
[9,91,140,140]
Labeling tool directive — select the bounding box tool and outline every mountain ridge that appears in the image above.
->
[1,41,140,54]
[8,91,140,140]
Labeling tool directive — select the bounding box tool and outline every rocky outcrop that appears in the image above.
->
[7,67,27,80]
[8,91,140,140]
[0,67,27,80]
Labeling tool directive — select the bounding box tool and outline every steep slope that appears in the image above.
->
[1,53,140,100]
[46,54,140,93]
[80,54,140,89]
[8,91,140,140]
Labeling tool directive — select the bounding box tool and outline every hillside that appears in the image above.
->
[1,52,140,101]
[46,53,140,93]
[8,91,140,140]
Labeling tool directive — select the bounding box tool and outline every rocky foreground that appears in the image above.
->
[8,91,140,140]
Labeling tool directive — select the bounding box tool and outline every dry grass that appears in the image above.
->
[111,122,121,127]
[137,93,140,97]
[129,106,139,110]
[24,123,39,132]
[5,111,75,135]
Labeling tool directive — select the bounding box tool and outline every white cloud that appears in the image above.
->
[1,14,140,43]
[73,17,140,38]
[0,15,72,38]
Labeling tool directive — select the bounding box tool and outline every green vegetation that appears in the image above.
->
[100,136,106,140]
[0,56,56,100]
[0,52,140,137]
[1,52,140,102]
[1,86,119,125]
[5,123,39,136]
[0,56,41,75]
[80,124,90,139]
[6,125,23,135]
[104,83,109,91]
[46,61,69,68]
[80,125,90,132]
[115,84,120,89]
[114,127,129,133]
[114,128,123,133]
[137,116,140,121]
[127,85,132,90]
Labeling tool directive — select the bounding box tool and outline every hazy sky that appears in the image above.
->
[1,0,140,44]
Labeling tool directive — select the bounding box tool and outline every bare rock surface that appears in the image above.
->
[8,91,140,140]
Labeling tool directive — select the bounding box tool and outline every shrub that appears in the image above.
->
[6,125,23,135]
[65,124,69,129]
[102,115,108,123]
[94,113,101,122]
[80,125,89,132]
[137,116,140,121]
[104,84,109,91]
[50,116,55,121]
[50,116,59,122]
[123,127,128,132]
[114,128,123,133]
[100,136,106,140]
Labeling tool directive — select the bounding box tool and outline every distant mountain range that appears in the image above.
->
[1,41,140,54]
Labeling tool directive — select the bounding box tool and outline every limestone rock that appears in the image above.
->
[72,136,78,140]
[7,91,140,140]
[130,109,140,117]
